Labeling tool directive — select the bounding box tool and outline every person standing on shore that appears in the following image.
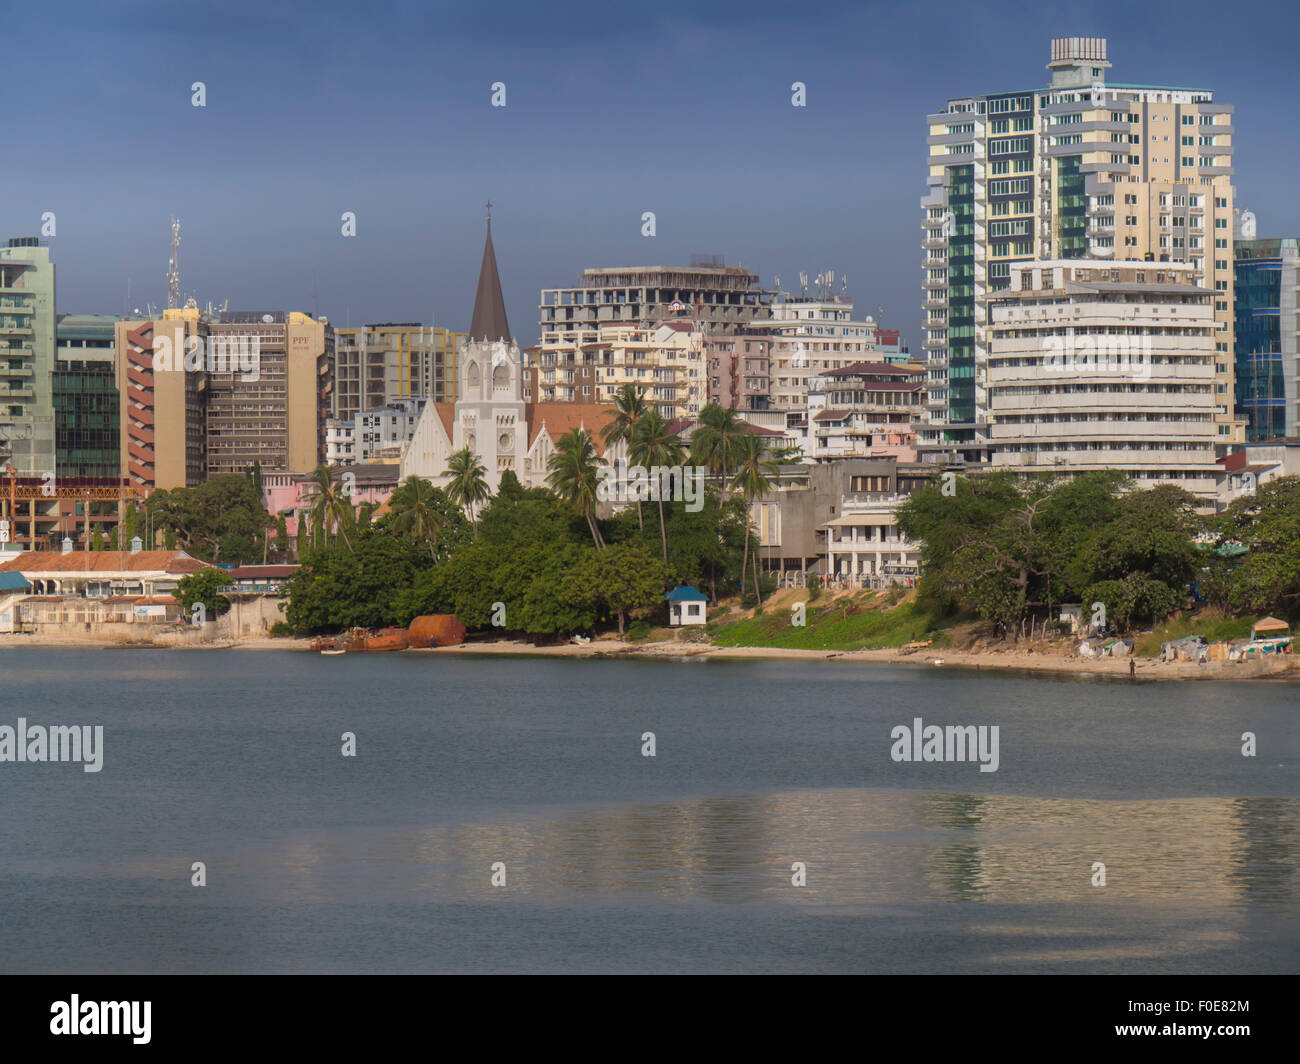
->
[1130,658,1136,679]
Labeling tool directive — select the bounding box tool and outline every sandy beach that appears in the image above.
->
[2,631,1295,680]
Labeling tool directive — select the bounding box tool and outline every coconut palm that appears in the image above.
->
[690,403,747,493]
[629,409,685,567]
[546,427,606,549]
[730,434,778,608]
[443,448,491,529]
[602,383,648,529]
[388,475,446,558]
[304,466,356,552]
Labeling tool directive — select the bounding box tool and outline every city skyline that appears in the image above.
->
[4,0,1299,346]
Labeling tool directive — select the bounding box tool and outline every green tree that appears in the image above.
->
[546,427,607,550]
[564,543,667,635]
[386,476,467,560]
[172,568,231,618]
[602,383,648,529]
[730,433,778,608]
[690,403,746,491]
[1213,475,1300,613]
[443,447,492,529]
[303,466,356,552]
[629,409,685,565]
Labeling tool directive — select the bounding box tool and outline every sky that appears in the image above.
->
[7,0,1300,349]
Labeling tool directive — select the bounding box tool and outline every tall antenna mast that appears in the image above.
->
[166,217,181,310]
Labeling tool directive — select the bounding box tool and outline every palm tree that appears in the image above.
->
[629,409,685,567]
[730,434,778,608]
[388,475,445,558]
[546,427,606,549]
[602,383,648,529]
[443,448,491,529]
[690,403,747,494]
[304,466,355,552]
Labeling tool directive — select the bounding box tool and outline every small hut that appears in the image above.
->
[665,586,708,627]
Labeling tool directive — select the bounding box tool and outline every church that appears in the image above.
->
[400,215,624,494]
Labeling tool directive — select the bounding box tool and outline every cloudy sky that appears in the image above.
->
[9,0,1300,346]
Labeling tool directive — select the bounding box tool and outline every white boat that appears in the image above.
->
[320,649,345,656]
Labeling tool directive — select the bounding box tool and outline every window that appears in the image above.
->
[1182,157,1194,167]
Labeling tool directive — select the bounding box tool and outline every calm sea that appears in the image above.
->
[0,648,1296,973]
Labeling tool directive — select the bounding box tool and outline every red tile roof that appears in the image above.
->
[0,550,216,574]
[526,404,619,454]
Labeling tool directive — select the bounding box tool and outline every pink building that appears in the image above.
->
[263,465,401,536]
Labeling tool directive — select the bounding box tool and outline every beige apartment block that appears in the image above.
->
[986,260,1221,504]
[752,298,882,412]
[523,319,707,420]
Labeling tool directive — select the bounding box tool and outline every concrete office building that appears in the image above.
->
[539,258,772,342]
[115,307,209,492]
[986,260,1221,503]
[204,311,333,477]
[922,37,1243,463]
[332,323,460,422]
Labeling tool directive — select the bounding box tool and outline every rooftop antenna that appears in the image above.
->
[799,272,808,297]
[166,217,181,310]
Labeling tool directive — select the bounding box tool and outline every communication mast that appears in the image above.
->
[166,217,181,310]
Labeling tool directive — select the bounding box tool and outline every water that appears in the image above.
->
[0,648,1296,973]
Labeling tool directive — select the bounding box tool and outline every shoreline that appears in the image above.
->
[1,632,1295,681]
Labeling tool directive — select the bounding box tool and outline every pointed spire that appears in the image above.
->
[469,206,511,344]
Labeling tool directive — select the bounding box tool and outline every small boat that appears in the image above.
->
[320,648,345,656]
[931,658,945,666]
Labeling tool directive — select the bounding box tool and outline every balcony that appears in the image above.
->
[923,337,947,350]
[922,297,948,310]
[922,236,949,250]
[922,277,947,290]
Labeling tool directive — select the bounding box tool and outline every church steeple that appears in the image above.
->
[469,204,511,344]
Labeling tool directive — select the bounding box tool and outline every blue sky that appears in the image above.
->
[8,0,1300,347]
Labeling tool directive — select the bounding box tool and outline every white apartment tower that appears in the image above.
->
[921,37,1243,463]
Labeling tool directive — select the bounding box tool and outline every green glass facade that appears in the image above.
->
[946,164,976,439]
[55,314,121,479]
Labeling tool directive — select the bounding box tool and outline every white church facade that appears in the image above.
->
[401,216,623,494]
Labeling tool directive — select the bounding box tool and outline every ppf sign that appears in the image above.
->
[152,334,261,382]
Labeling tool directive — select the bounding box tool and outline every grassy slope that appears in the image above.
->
[708,596,950,651]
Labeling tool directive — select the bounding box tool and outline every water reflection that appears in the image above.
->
[119,789,1300,911]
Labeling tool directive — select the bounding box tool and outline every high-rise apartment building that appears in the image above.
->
[1234,226,1298,441]
[0,238,57,476]
[539,259,772,342]
[332,323,460,422]
[922,37,1243,462]
[986,261,1221,504]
